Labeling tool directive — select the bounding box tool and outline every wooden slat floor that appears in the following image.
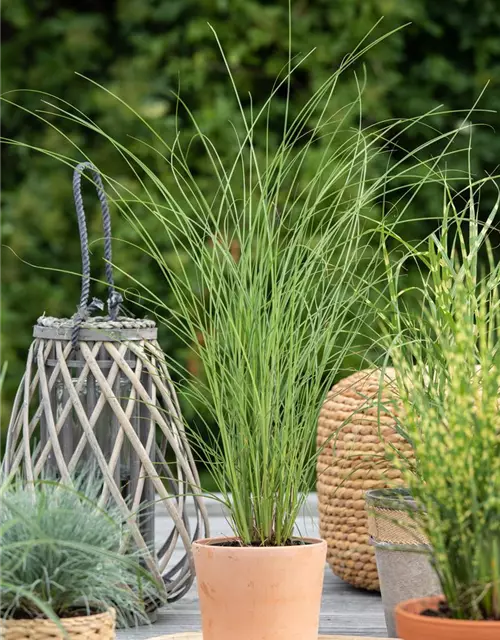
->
[117,495,388,639]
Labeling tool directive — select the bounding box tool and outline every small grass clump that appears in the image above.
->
[0,474,163,626]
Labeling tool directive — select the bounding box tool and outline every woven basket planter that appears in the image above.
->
[0,608,115,640]
[316,368,413,591]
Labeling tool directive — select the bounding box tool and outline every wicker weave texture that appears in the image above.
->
[316,369,413,591]
[367,506,429,546]
[4,318,209,601]
[1,608,115,640]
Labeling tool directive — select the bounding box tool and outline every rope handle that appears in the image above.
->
[71,162,122,347]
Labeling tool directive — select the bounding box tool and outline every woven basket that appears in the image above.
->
[0,608,115,640]
[366,489,430,547]
[316,368,413,591]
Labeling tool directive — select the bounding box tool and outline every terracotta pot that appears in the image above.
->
[192,536,327,640]
[396,596,500,640]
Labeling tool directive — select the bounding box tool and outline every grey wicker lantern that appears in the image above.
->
[3,162,209,604]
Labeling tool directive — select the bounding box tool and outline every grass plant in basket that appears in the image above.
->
[381,174,500,640]
[0,472,163,640]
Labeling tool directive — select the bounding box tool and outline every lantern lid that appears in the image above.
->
[33,315,158,342]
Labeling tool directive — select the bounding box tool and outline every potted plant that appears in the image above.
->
[0,473,163,639]
[96,44,427,640]
[382,177,500,639]
[361,183,479,634]
[102,52,480,640]
[103,77,470,640]
[171,96,380,640]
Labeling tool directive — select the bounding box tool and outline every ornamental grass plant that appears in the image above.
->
[100,64,472,546]
[382,176,500,620]
[0,473,163,626]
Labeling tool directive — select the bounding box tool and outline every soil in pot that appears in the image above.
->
[395,596,500,640]
[193,536,327,640]
[209,537,307,547]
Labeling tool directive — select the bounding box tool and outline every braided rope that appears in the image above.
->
[71,162,123,348]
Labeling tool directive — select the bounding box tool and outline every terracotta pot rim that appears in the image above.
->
[193,536,326,551]
[396,596,500,628]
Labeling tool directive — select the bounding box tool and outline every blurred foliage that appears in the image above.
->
[2,0,500,437]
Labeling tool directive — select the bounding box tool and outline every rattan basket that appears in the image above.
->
[0,608,115,640]
[316,368,413,591]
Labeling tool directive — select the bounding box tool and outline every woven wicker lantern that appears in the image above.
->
[3,162,209,603]
[316,368,413,591]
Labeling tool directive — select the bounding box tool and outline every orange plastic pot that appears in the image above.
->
[395,596,500,640]
[192,536,327,640]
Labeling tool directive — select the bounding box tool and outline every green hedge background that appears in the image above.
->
[2,0,500,437]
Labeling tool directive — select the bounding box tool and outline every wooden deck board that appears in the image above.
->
[117,497,388,639]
